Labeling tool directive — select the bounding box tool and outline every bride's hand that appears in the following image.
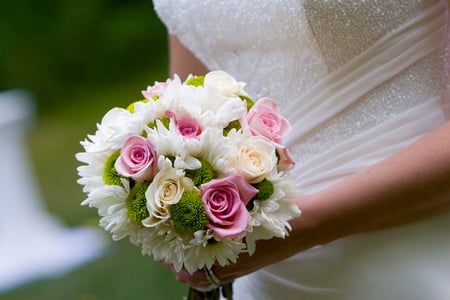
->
[163,210,321,290]
[161,241,277,290]
[162,254,254,290]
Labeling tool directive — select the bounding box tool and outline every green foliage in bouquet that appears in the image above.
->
[126,182,150,223]
[126,99,149,113]
[246,179,274,211]
[103,150,124,187]
[251,178,274,201]
[186,75,205,87]
[223,120,241,136]
[171,191,208,234]
[239,95,254,110]
[185,158,216,187]
[148,117,171,130]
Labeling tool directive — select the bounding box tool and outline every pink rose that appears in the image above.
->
[177,117,202,138]
[142,81,168,99]
[247,97,291,143]
[165,111,202,139]
[277,146,296,171]
[115,135,158,182]
[200,174,258,238]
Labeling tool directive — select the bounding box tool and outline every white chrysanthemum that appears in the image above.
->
[150,71,248,130]
[105,108,145,148]
[146,120,233,176]
[246,175,301,255]
[76,149,112,194]
[77,109,124,153]
[77,123,143,244]
[200,95,247,129]
[145,119,195,168]
[138,225,246,274]
[182,127,235,177]
[81,107,143,152]
[216,96,247,124]
[162,83,219,129]
[131,98,165,125]
[80,181,141,244]
[183,231,246,273]
[76,109,140,192]
[138,222,187,271]
[180,79,245,125]
[156,76,203,115]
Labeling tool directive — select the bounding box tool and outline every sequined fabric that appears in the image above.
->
[303,0,432,71]
[154,0,449,172]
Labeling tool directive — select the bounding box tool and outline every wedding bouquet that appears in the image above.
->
[76,70,301,299]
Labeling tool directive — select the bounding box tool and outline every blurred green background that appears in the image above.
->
[0,0,187,299]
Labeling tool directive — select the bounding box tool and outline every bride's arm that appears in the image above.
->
[174,119,450,288]
[168,34,209,79]
[279,119,450,258]
[294,120,450,242]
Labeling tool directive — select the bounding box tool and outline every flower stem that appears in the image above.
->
[221,283,233,300]
[186,283,233,300]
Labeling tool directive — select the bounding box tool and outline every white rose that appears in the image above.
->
[231,136,278,183]
[204,70,246,97]
[142,167,194,227]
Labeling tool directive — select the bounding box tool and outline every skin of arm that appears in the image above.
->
[167,32,450,289]
[168,35,208,79]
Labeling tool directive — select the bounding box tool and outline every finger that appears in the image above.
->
[161,262,173,271]
[177,268,216,290]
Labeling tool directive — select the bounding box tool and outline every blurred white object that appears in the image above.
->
[0,90,106,292]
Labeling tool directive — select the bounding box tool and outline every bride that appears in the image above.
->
[152,1,450,299]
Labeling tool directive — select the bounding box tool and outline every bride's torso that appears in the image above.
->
[153,1,450,298]
[154,0,449,191]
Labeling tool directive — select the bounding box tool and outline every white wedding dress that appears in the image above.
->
[152,1,450,299]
